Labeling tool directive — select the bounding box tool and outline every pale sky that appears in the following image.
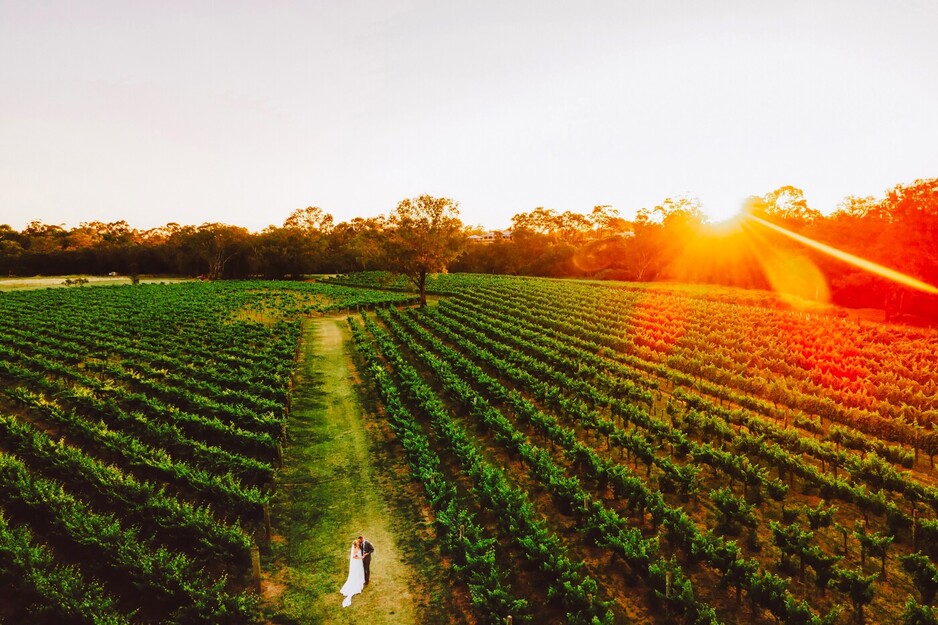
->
[1,0,936,232]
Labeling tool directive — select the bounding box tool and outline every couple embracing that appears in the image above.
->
[340,535,375,607]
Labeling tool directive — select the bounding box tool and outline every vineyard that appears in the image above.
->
[3,273,938,624]
[346,273,938,624]
[0,280,415,624]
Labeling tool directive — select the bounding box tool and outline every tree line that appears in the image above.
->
[2,179,936,319]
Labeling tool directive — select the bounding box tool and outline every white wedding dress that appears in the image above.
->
[340,543,365,607]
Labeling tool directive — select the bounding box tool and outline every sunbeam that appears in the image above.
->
[744,214,938,295]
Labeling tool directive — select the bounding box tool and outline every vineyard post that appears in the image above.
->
[263,504,272,545]
[858,521,868,566]
[506,616,512,625]
[251,543,262,593]
[277,442,283,469]
[665,570,672,598]
[912,508,918,550]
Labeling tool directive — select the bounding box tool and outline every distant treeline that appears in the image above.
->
[2,179,936,320]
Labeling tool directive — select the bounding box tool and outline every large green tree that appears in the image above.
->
[383,195,466,307]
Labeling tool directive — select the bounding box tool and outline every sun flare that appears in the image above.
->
[745,215,938,295]
[700,195,748,225]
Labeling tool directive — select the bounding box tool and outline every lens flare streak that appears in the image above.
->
[747,215,938,295]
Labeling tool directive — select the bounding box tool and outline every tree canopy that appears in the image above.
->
[382,194,466,307]
[3,179,937,320]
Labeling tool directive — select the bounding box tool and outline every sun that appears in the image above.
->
[700,195,748,225]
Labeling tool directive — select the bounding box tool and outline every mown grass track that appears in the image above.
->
[261,317,468,625]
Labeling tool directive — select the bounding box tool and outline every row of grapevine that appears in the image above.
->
[359,312,617,624]
[348,318,531,623]
[382,305,848,624]
[440,296,938,538]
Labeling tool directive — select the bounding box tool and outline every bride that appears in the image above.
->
[340,537,365,607]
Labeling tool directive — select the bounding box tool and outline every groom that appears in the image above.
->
[358,535,375,585]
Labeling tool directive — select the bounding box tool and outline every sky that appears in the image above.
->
[1,0,936,232]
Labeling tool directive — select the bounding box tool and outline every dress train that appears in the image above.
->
[340,543,365,607]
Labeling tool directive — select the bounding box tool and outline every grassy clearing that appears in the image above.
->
[261,317,466,625]
[0,275,189,291]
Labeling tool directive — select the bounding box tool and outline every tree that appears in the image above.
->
[344,217,387,272]
[570,236,631,276]
[283,205,334,233]
[22,221,67,254]
[187,223,252,279]
[651,197,707,280]
[833,195,884,221]
[876,179,938,318]
[511,207,559,237]
[252,226,312,278]
[555,210,592,244]
[589,205,629,238]
[759,186,822,227]
[276,206,335,275]
[620,211,664,281]
[653,196,706,227]
[384,195,466,307]
[0,225,25,274]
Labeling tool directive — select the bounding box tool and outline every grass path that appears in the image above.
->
[0,275,189,291]
[261,317,420,624]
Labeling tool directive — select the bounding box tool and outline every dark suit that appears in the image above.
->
[361,539,375,584]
